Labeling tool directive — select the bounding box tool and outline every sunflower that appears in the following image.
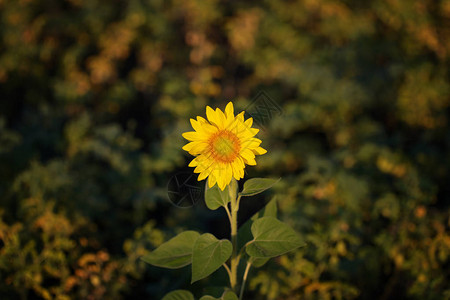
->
[182,102,267,190]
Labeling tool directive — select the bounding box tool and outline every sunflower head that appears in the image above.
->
[182,102,267,190]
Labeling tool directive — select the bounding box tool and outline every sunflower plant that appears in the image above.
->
[143,102,305,300]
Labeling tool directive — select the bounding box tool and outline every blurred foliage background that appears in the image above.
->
[0,0,449,299]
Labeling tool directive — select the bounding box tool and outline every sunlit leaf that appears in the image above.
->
[192,233,232,283]
[239,178,280,197]
[246,217,305,258]
[238,197,277,250]
[200,290,238,300]
[162,290,195,300]
[142,231,200,269]
[205,182,230,210]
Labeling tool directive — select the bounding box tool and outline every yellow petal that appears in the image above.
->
[230,157,245,178]
[198,170,210,181]
[224,103,235,129]
[208,174,217,187]
[212,166,226,190]
[194,163,206,173]
[215,108,226,129]
[236,157,245,178]
[199,162,216,181]
[241,138,262,150]
[206,106,220,127]
[226,118,240,135]
[224,164,232,187]
[182,131,201,141]
[250,128,259,135]
[194,117,218,134]
[188,155,209,168]
[218,177,226,190]
[231,160,242,180]
[196,116,208,124]
[189,118,202,132]
[244,117,253,128]
[231,117,251,137]
[182,142,195,152]
[252,146,267,155]
[240,148,255,161]
[235,156,245,170]
[236,111,245,122]
[237,126,258,140]
[188,158,199,167]
[243,156,256,165]
[225,102,234,119]
[241,149,256,165]
[182,142,208,155]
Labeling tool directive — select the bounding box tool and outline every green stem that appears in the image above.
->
[236,240,253,262]
[228,179,239,293]
[230,194,238,292]
[239,262,252,300]
[236,194,242,209]
[224,205,232,225]
[222,263,232,282]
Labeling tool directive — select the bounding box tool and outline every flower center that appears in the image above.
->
[209,130,240,163]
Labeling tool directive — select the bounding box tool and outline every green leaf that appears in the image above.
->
[162,290,195,300]
[257,196,278,218]
[141,231,200,269]
[199,290,238,300]
[221,290,238,300]
[201,286,226,298]
[205,182,230,210]
[191,233,232,283]
[249,256,270,268]
[228,178,238,201]
[246,217,305,258]
[238,197,278,250]
[239,178,280,197]
[238,198,277,267]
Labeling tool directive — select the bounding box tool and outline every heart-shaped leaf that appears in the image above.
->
[200,290,238,300]
[238,197,277,250]
[162,290,194,300]
[239,198,278,267]
[239,178,280,197]
[205,181,230,210]
[246,217,305,258]
[221,290,238,300]
[142,231,200,269]
[192,233,232,283]
[249,256,270,268]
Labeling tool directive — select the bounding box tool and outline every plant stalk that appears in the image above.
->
[239,261,252,300]
[230,193,238,292]
[229,179,239,293]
